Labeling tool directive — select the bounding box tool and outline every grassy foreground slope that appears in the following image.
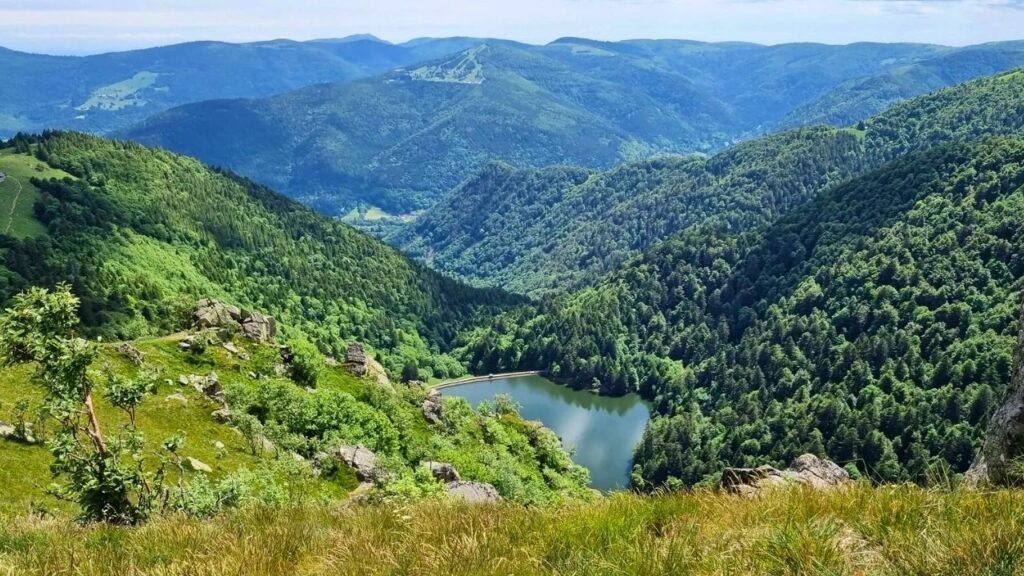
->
[0,132,518,378]
[395,69,1024,294]
[1,485,1022,575]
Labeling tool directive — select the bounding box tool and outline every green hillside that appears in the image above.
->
[0,315,591,513]
[0,132,518,380]
[395,69,1024,295]
[461,134,1024,483]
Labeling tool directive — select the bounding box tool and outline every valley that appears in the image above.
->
[2,12,1024,572]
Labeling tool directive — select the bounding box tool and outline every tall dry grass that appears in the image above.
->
[1,484,1022,575]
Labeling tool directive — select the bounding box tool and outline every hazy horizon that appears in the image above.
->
[1,0,1022,55]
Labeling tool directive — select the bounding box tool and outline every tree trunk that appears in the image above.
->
[83,391,109,457]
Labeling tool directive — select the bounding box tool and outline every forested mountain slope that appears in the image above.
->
[395,70,1024,294]
[0,37,472,137]
[781,41,1024,128]
[123,43,736,214]
[0,132,516,378]
[122,40,1024,216]
[463,136,1024,486]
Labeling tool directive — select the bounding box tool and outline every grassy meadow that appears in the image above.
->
[0,148,70,238]
[0,484,1021,575]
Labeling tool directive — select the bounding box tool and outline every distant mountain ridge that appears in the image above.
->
[0,36,489,137]
[121,38,1024,214]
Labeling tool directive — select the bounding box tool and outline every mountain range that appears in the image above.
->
[0,36,496,137]
[121,39,1024,214]
[393,68,1024,294]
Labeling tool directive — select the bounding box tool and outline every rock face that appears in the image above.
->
[343,342,392,389]
[722,454,850,495]
[191,298,276,342]
[422,389,444,425]
[426,461,461,483]
[345,343,368,376]
[446,481,501,504]
[968,300,1024,486]
[239,310,275,342]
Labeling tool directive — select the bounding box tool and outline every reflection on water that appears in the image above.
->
[443,375,651,491]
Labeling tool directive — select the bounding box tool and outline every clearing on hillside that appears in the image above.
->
[0,149,71,238]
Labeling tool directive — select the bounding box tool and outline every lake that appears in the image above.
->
[441,374,650,491]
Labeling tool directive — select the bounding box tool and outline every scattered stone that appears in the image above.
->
[0,422,16,439]
[222,341,250,360]
[212,440,225,450]
[115,342,145,365]
[722,454,850,496]
[446,481,501,504]
[422,389,444,425]
[165,393,188,405]
[177,374,190,386]
[186,457,213,474]
[425,461,461,483]
[211,408,232,423]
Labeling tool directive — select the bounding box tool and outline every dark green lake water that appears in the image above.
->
[442,374,650,491]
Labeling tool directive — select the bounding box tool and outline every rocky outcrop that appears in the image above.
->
[324,444,384,482]
[239,310,275,342]
[422,389,443,425]
[968,300,1024,486]
[345,343,368,375]
[343,342,392,389]
[722,454,850,496]
[446,481,501,503]
[191,298,276,342]
[425,461,461,483]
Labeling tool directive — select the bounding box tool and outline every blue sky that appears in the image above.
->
[0,0,1020,54]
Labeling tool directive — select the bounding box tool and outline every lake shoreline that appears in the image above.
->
[440,372,651,491]
[434,370,543,390]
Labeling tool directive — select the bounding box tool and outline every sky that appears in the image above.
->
[0,0,1021,55]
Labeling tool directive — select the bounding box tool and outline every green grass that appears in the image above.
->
[1,485,1022,575]
[76,71,159,112]
[0,149,70,238]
